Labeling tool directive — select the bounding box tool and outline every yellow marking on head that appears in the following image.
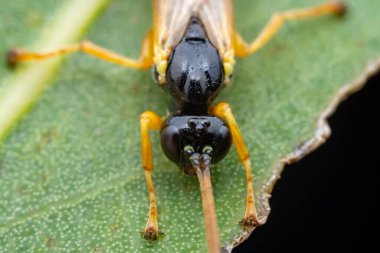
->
[153,45,171,85]
[220,49,235,86]
[223,62,233,78]
[223,62,233,86]
[156,60,167,84]
[157,60,167,75]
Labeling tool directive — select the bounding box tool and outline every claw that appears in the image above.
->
[240,214,259,227]
[333,1,348,17]
[142,226,163,241]
[6,49,21,68]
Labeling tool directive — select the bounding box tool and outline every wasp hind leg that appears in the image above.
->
[140,111,164,241]
[234,1,346,57]
[7,29,154,70]
[211,102,259,227]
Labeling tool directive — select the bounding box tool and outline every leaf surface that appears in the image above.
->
[0,0,379,252]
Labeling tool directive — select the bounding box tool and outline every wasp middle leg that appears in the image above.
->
[7,29,154,70]
[140,111,164,240]
[234,1,346,57]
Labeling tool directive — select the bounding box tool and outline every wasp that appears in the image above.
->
[7,1,346,252]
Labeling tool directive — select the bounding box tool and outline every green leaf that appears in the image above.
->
[0,0,379,252]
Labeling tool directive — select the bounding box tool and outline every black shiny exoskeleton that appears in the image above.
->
[159,17,232,174]
[165,17,225,115]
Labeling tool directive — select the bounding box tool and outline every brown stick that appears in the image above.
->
[196,165,220,253]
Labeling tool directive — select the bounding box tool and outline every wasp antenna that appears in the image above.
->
[191,153,220,253]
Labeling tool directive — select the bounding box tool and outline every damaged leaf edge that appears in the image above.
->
[224,57,380,252]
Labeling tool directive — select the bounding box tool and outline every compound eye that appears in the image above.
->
[160,125,180,164]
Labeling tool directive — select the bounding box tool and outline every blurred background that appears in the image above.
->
[234,72,380,252]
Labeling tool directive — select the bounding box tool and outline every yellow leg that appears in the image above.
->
[140,111,163,241]
[7,29,154,70]
[234,1,346,57]
[211,102,259,226]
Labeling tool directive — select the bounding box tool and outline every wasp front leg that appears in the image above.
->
[211,103,259,227]
[234,1,346,57]
[140,111,164,240]
[7,29,154,70]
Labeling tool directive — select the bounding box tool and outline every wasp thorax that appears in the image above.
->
[160,115,232,175]
[165,17,225,115]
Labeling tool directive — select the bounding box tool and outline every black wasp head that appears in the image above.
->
[160,115,232,175]
[165,17,225,109]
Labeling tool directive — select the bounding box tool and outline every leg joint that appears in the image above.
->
[143,165,153,172]
[140,111,162,130]
[242,154,250,163]
[140,111,152,121]
[212,102,232,117]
